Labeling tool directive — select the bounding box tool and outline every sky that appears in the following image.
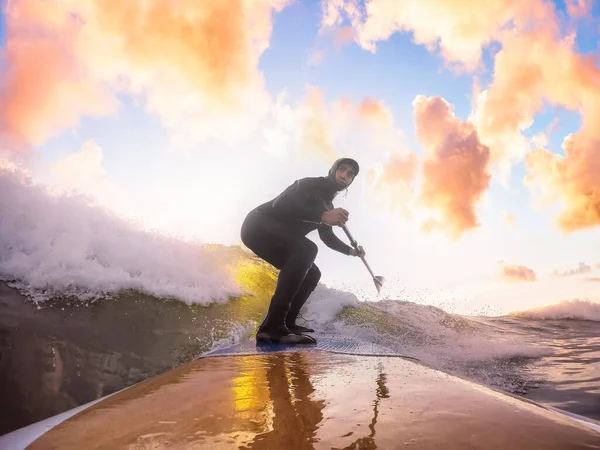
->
[1,0,600,316]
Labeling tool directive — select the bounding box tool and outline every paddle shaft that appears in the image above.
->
[322,203,383,292]
[340,224,378,280]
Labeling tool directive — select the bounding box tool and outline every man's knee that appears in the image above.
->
[301,239,319,263]
[306,264,321,287]
[292,239,318,265]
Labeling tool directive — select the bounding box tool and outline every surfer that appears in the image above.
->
[240,158,365,345]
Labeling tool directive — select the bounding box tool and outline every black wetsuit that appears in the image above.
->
[241,159,357,341]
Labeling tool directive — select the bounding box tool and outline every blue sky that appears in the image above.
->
[0,4,5,45]
[1,0,599,315]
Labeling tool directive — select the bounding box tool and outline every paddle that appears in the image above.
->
[340,223,385,294]
[323,203,384,293]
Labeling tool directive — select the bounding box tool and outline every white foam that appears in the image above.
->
[0,168,242,304]
[208,320,256,352]
[301,292,553,393]
[301,284,360,325]
[513,298,600,322]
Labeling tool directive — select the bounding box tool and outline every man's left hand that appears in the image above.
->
[349,246,365,258]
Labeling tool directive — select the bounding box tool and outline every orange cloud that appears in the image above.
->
[499,262,537,282]
[322,0,600,196]
[473,26,597,143]
[501,211,517,228]
[365,153,419,218]
[0,1,116,148]
[0,0,290,150]
[336,0,600,230]
[465,6,600,223]
[356,98,394,128]
[334,26,355,48]
[285,87,406,163]
[413,95,491,239]
[298,87,339,159]
[524,131,600,232]
[566,0,592,18]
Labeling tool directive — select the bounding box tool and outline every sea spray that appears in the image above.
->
[0,168,241,304]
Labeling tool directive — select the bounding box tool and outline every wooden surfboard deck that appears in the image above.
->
[3,337,599,449]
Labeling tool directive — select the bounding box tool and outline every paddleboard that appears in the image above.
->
[1,334,600,449]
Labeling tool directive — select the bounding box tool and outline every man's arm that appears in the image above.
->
[272,178,327,224]
[318,224,352,255]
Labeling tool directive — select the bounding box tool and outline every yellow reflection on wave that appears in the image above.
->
[233,257,278,294]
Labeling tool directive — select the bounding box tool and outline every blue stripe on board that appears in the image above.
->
[200,333,419,360]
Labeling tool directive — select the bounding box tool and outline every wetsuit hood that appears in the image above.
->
[327,157,360,191]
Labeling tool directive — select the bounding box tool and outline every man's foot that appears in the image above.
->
[255,323,316,345]
[287,324,315,334]
[256,331,316,345]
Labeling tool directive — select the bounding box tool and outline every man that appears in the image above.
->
[240,158,365,345]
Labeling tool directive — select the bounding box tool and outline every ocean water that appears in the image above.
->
[1,166,599,435]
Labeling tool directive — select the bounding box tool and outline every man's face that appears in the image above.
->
[335,163,356,187]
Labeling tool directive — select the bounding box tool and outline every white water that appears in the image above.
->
[513,298,600,322]
[301,286,551,364]
[0,167,242,304]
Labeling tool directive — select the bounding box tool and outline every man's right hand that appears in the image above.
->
[321,208,349,226]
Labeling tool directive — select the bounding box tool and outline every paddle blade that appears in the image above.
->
[373,276,384,294]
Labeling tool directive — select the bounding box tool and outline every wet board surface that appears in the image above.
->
[15,349,600,450]
[201,332,412,359]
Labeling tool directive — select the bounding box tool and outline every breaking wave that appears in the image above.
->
[510,299,600,322]
[0,167,242,304]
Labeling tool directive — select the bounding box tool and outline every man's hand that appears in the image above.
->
[349,246,365,258]
[321,208,349,226]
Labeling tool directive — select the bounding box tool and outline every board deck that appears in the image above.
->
[201,332,416,359]
[15,347,600,450]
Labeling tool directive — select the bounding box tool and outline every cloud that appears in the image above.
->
[356,97,395,127]
[499,261,537,282]
[501,211,517,228]
[524,131,600,232]
[467,7,600,223]
[471,22,600,172]
[552,262,592,277]
[413,95,491,239]
[334,26,356,48]
[307,49,326,67]
[299,87,339,159]
[566,0,593,18]
[265,86,410,163]
[365,153,418,219]
[319,0,555,72]
[0,0,291,152]
[0,1,117,150]
[47,140,127,214]
[320,0,600,204]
